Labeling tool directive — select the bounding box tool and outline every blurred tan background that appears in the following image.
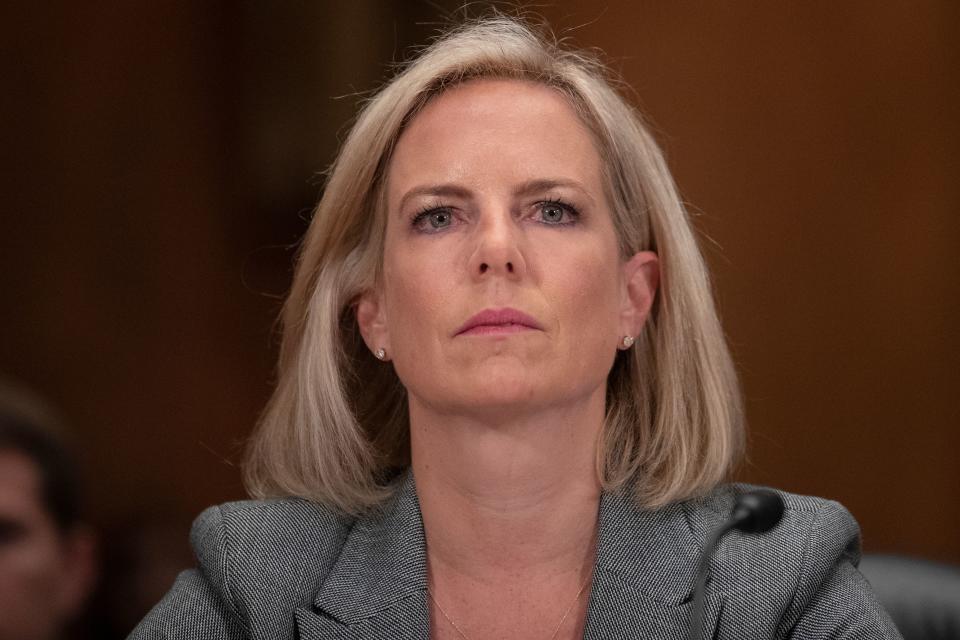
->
[2,2,957,635]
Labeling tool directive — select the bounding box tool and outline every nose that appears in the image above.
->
[469,206,526,281]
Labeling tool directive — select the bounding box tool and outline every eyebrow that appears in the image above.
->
[397,178,595,213]
[397,184,472,213]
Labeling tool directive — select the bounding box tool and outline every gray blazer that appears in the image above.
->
[130,470,901,639]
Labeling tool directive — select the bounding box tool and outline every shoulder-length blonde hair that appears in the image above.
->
[244,15,744,515]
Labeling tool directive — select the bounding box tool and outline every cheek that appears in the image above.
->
[0,535,64,600]
[550,250,621,334]
[383,253,453,346]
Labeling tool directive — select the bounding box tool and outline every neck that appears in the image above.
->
[409,387,605,587]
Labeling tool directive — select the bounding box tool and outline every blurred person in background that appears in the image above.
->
[0,380,97,640]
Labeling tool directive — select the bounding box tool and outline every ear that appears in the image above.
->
[619,251,660,339]
[355,288,391,358]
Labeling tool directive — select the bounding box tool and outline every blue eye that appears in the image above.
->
[412,208,453,233]
[537,200,579,225]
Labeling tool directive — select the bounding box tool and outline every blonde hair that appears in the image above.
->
[244,15,744,515]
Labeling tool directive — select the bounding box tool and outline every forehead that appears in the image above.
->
[387,79,603,197]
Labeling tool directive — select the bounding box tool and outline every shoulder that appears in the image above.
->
[191,498,354,626]
[685,483,863,583]
[191,496,354,572]
[660,483,864,602]
[685,483,862,562]
[680,484,899,638]
[129,497,354,640]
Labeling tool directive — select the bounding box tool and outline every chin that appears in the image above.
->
[416,371,544,417]
[458,375,581,419]
[462,374,538,404]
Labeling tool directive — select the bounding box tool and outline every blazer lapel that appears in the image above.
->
[583,572,723,640]
[296,470,431,640]
[582,485,725,640]
[296,471,725,640]
[295,594,430,640]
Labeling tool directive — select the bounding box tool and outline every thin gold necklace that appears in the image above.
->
[426,574,592,640]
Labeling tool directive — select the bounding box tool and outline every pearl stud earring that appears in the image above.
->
[621,336,635,349]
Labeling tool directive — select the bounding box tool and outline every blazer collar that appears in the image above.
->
[583,483,724,639]
[304,469,428,638]
[297,470,723,639]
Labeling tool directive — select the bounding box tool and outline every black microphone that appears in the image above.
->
[684,489,785,640]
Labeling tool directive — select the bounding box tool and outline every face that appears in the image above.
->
[358,79,657,419]
[0,449,93,640]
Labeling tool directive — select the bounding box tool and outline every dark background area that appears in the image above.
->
[2,2,957,634]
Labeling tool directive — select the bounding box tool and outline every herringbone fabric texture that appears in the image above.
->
[129,470,902,639]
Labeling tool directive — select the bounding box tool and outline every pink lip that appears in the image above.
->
[455,307,544,336]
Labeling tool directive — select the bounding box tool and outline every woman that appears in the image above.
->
[131,16,900,640]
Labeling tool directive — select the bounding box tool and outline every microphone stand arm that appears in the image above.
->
[684,519,737,640]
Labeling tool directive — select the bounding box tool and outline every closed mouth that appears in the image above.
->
[455,307,543,336]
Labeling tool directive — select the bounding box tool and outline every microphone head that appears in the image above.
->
[731,490,785,534]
